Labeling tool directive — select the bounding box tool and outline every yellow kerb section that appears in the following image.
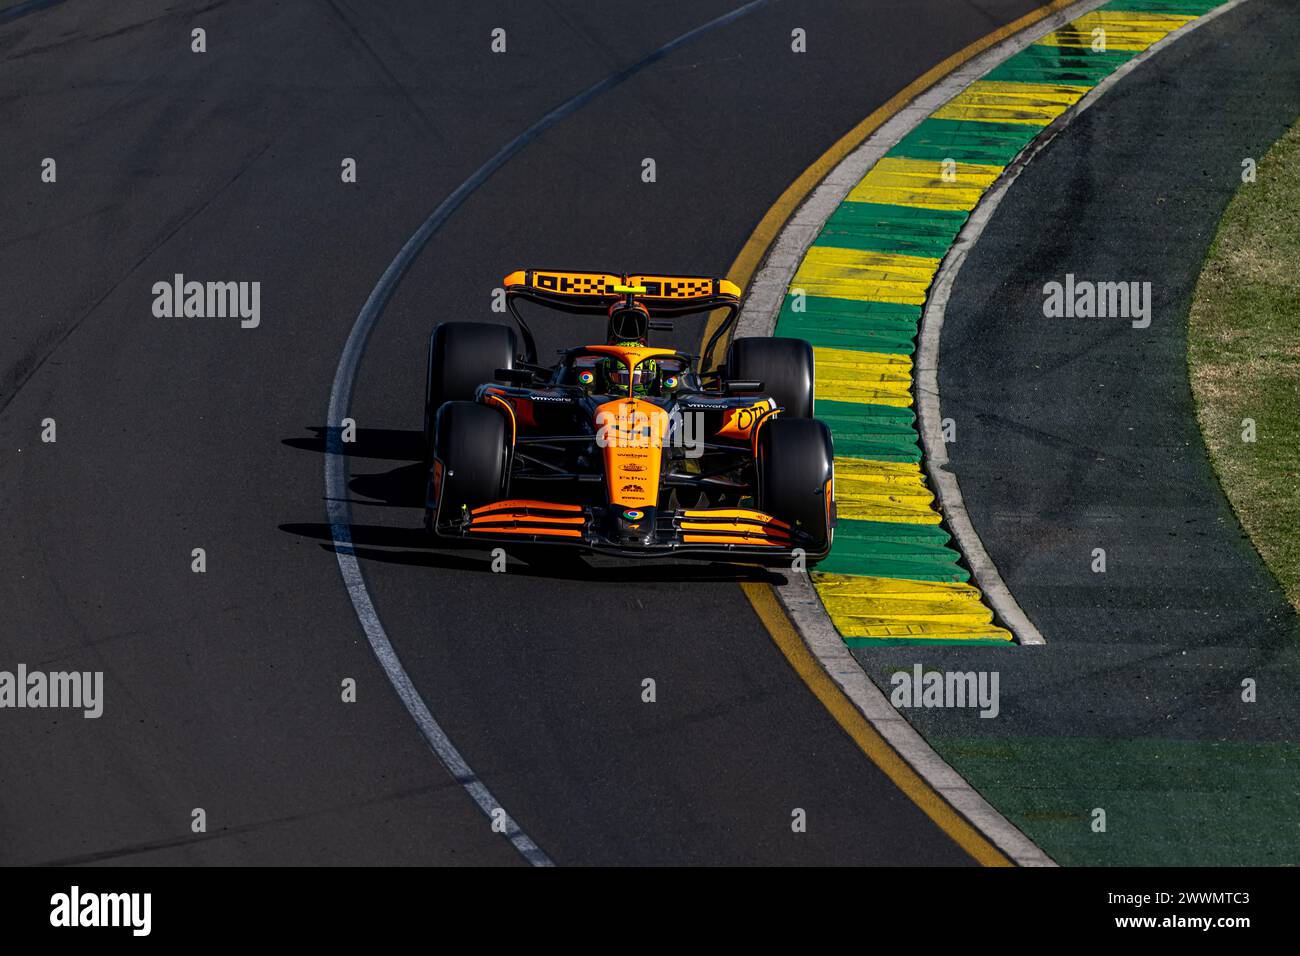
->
[1036,11,1196,51]
[931,79,1092,126]
[791,246,941,305]
[813,347,913,407]
[811,574,1013,641]
[835,458,939,524]
[844,155,1004,211]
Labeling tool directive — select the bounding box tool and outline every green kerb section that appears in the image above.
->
[982,46,1136,86]
[891,118,1039,166]
[1101,0,1222,14]
[817,519,970,581]
[816,399,919,462]
[816,201,967,259]
[778,295,919,354]
[844,635,1011,648]
[932,736,1300,865]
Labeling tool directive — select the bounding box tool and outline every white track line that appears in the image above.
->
[326,328,553,866]
[324,1,769,868]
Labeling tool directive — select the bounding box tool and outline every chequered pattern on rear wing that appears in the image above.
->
[506,269,739,303]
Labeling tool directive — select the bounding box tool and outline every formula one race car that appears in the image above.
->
[423,269,835,563]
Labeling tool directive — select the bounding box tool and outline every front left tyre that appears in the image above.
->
[425,401,509,532]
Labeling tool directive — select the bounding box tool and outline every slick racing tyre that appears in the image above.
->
[725,336,815,418]
[428,401,509,528]
[756,417,834,558]
[425,321,517,451]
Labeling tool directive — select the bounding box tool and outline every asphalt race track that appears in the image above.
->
[0,0,1052,865]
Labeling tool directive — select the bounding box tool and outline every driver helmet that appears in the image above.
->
[606,343,656,395]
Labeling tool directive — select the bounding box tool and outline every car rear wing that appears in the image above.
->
[502,269,742,370]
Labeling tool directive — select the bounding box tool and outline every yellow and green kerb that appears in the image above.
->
[775,0,1223,646]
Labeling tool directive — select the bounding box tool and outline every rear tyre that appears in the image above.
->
[725,337,815,418]
[426,401,509,530]
[756,417,834,558]
[425,322,517,453]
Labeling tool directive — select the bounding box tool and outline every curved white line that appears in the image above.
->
[326,322,553,866]
[325,1,769,867]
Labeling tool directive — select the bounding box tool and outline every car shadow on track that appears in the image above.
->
[279,523,786,584]
[280,426,787,584]
[283,425,424,461]
[284,426,426,507]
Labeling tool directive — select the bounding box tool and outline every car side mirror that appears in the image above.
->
[494,368,533,385]
[722,379,763,394]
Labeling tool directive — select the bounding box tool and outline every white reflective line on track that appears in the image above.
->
[326,362,552,866]
[325,1,770,867]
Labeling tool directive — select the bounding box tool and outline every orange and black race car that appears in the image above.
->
[422,269,835,563]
